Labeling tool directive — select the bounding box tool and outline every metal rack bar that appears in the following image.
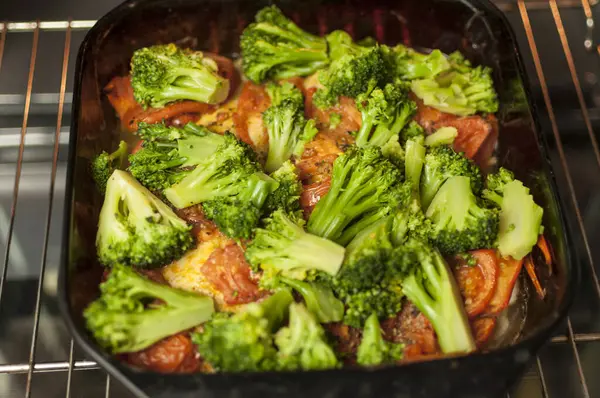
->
[0,361,99,375]
[536,356,549,398]
[23,20,72,398]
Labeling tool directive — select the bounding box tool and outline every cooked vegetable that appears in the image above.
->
[246,210,345,283]
[262,160,303,216]
[382,44,450,80]
[307,146,404,245]
[96,170,194,268]
[426,176,499,255]
[91,140,128,194]
[404,136,426,198]
[400,120,426,145]
[192,288,294,372]
[130,43,229,108]
[452,249,498,318]
[420,145,483,210]
[398,239,476,354]
[424,126,458,147]
[279,277,344,323]
[128,122,225,191]
[84,264,214,353]
[241,5,329,83]
[482,167,543,260]
[356,313,403,366]
[313,30,387,108]
[263,82,318,172]
[354,83,416,148]
[275,302,340,370]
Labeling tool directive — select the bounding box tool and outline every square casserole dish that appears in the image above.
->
[58,0,577,397]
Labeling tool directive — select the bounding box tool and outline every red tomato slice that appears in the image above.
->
[300,178,331,218]
[471,317,496,348]
[452,249,499,318]
[482,256,524,316]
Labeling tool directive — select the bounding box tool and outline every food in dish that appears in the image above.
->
[83,5,550,373]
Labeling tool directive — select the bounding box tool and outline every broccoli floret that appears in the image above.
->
[240,6,329,83]
[354,83,417,148]
[399,121,425,145]
[420,145,483,210]
[313,30,387,108]
[426,176,498,254]
[275,302,340,370]
[424,126,458,147]
[382,44,451,80]
[410,52,498,116]
[397,240,476,354]
[130,44,229,108]
[483,168,543,260]
[192,288,294,372]
[96,170,194,268]
[356,313,403,366]
[84,264,214,353]
[246,210,345,282]
[91,141,128,194]
[263,161,303,216]
[279,277,344,323]
[128,122,225,191]
[381,135,405,168]
[263,82,317,172]
[341,288,403,329]
[163,133,262,208]
[307,146,404,245]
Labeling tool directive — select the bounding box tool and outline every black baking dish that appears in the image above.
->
[57,0,577,397]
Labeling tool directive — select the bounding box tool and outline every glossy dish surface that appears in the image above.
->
[58,0,576,397]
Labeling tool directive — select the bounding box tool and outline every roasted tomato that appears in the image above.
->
[452,249,499,318]
[233,81,271,148]
[300,178,331,218]
[482,255,524,316]
[471,317,496,348]
[126,333,201,373]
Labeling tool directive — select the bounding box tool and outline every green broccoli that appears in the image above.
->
[404,136,426,198]
[192,288,294,372]
[130,44,229,108]
[424,126,458,147]
[483,167,543,260]
[397,239,476,354]
[263,82,317,172]
[410,52,498,116]
[275,302,340,370]
[128,122,225,191]
[307,146,404,245]
[426,175,498,254]
[354,83,417,148]
[262,161,303,216]
[91,140,128,194]
[356,313,403,366]
[279,277,344,323]
[163,133,262,208]
[420,145,483,210]
[246,210,345,282]
[84,264,214,353]
[240,6,329,83]
[381,135,405,168]
[313,30,387,108]
[96,170,194,268]
[201,173,279,240]
[382,44,451,80]
[400,120,425,145]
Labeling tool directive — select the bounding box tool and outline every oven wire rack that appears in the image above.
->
[0,0,599,396]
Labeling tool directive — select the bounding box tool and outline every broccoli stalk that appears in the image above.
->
[354,83,417,148]
[241,6,329,83]
[246,210,345,282]
[275,303,340,370]
[404,137,426,198]
[128,122,225,191]
[84,264,214,353]
[425,176,498,254]
[399,241,476,354]
[130,44,229,108]
[192,288,294,372]
[424,126,458,147]
[163,133,262,208]
[96,170,194,268]
[420,145,483,210]
[313,30,387,108]
[356,313,403,366]
[307,146,404,245]
[91,141,128,194]
[263,82,317,172]
[279,277,344,323]
[483,168,543,260]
